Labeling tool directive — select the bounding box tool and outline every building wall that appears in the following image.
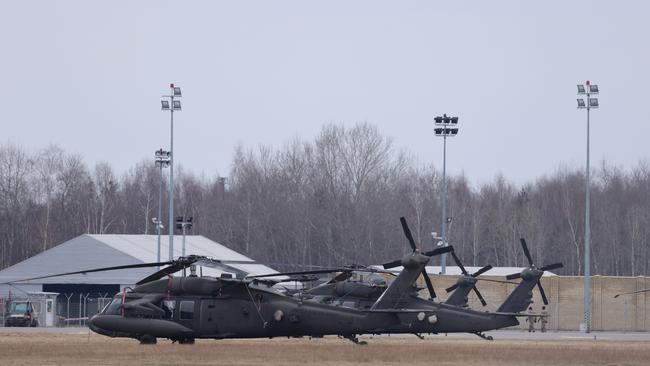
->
[421,275,650,331]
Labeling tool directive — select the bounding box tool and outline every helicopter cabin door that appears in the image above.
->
[199,299,219,334]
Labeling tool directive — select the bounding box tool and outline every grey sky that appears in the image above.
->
[2,1,649,184]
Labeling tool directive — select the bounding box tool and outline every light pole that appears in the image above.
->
[154,148,170,269]
[176,216,193,276]
[577,81,599,333]
[434,114,459,274]
[161,84,182,260]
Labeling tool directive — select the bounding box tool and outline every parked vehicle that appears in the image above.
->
[4,300,38,327]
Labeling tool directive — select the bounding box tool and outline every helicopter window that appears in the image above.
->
[179,301,194,320]
[102,299,122,315]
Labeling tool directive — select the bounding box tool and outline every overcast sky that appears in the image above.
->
[1,1,648,184]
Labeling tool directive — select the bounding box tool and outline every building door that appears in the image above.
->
[45,299,54,326]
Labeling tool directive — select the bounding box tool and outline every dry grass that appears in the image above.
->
[0,332,649,366]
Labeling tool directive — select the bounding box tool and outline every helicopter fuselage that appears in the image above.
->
[89,276,518,341]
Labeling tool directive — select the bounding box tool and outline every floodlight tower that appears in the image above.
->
[161,84,182,260]
[154,148,171,269]
[434,114,459,274]
[577,80,599,333]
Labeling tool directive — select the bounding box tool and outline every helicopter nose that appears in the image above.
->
[88,314,99,330]
[88,315,111,336]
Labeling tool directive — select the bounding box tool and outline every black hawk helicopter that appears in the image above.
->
[4,218,562,345]
[259,217,512,311]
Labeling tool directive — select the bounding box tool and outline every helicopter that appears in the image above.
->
[3,218,562,345]
[268,218,511,311]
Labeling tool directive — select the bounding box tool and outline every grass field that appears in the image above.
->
[0,332,649,366]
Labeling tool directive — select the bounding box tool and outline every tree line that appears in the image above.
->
[1,123,649,276]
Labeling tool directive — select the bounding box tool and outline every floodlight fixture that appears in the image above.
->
[589,85,599,94]
[577,99,586,108]
[434,116,443,124]
[577,85,586,94]
[173,100,181,110]
[173,87,182,97]
[589,98,599,108]
[161,100,170,110]
[451,117,458,124]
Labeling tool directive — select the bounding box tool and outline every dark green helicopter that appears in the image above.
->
[4,218,562,345]
[270,218,511,311]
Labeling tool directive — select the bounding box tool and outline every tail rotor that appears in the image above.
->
[505,238,563,305]
[445,252,492,306]
[381,217,452,300]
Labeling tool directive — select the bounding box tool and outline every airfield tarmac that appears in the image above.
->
[1,328,649,366]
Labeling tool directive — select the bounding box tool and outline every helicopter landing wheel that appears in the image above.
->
[138,334,157,344]
[341,334,368,346]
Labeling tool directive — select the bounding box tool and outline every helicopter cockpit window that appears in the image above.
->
[179,300,194,320]
[102,299,122,315]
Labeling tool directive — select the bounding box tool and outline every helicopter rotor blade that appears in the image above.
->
[450,252,468,275]
[382,259,403,269]
[614,288,650,298]
[472,264,493,278]
[247,269,348,279]
[445,283,459,293]
[539,262,564,272]
[423,246,454,257]
[505,272,522,281]
[520,238,534,266]
[421,269,437,300]
[400,217,418,252]
[136,263,187,285]
[2,261,174,285]
[537,280,549,305]
[473,286,488,306]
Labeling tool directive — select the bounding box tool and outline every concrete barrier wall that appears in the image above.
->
[416,275,650,331]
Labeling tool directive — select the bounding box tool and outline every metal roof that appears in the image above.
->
[0,235,276,285]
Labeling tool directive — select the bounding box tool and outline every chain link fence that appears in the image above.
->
[1,293,114,327]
